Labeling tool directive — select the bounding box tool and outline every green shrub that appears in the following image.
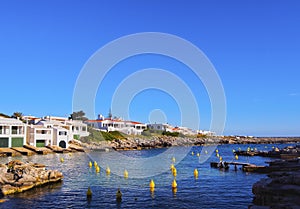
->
[142,130,152,136]
[162,131,179,137]
[80,127,126,142]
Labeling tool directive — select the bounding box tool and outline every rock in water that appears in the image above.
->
[0,160,63,196]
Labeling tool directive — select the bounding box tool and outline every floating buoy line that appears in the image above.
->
[83,147,248,202]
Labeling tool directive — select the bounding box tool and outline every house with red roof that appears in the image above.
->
[85,114,147,135]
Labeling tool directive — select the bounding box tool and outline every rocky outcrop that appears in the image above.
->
[0,160,63,196]
[235,145,300,160]
[77,134,300,151]
[110,136,211,150]
[107,136,300,151]
[250,158,300,208]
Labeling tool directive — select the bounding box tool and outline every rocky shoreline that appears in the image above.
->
[0,160,63,196]
[81,136,300,151]
[250,158,300,208]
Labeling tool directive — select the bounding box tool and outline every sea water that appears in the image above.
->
[0,143,297,209]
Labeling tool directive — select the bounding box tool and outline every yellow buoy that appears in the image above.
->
[172,157,176,163]
[106,167,111,175]
[232,149,235,153]
[170,164,175,171]
[68,153,72,156]
[205,150,208,154]
[87,187,92,197]
[60,157,64,163]
[149,179,155,189]
[219,157,223,162]
[172,179,177,188]
[235,155,239,160]
[96,166,100,173]
[216,153,220,158]
[172,167,177,177]
[196,153,200,157]
[194,168,198,178]
[191,151,194,155]
[89,161,92,168]
[124,169,128,178]
[116,188,122,202]
[94,161,98,167]
[215,149,219,153]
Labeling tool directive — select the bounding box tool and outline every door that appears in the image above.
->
[59,140,66,148]
[12,137,24,147]
[0,137,9,147]
[36,140,45,147]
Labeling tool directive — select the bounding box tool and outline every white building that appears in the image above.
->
[36,117,89,147]
[36,119,71,148]
[86,116,147,135]
[147,123,199,136]
[197,130,216,136]
[65,120,89,139]
[0,117,27,148]
[147,123,175,132]
[26,125,53,147]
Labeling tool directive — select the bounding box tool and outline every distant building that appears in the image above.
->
[147,123,174,132]
[147,123,197,135]
[22,115,41,124]
[0,117,26,148]
[86,114,147,135]
[173,126,197,135]
[197,130,216,136]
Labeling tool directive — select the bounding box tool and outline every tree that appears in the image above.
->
[12,112,23,119]
[69,110,88,121]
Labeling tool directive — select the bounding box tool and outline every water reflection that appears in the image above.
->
[10,181,62,199]
[172,187,177,197]
[150,188,155,199]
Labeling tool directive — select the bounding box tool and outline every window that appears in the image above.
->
[12,126,18,134]
[59,131,67,135]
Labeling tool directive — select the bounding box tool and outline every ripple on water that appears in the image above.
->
[0,143,297,209]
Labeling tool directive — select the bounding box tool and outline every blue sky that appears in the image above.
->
[1,0,299,136]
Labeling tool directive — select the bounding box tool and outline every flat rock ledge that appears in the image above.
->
[250,158,300,209]
[0,160,63,196]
